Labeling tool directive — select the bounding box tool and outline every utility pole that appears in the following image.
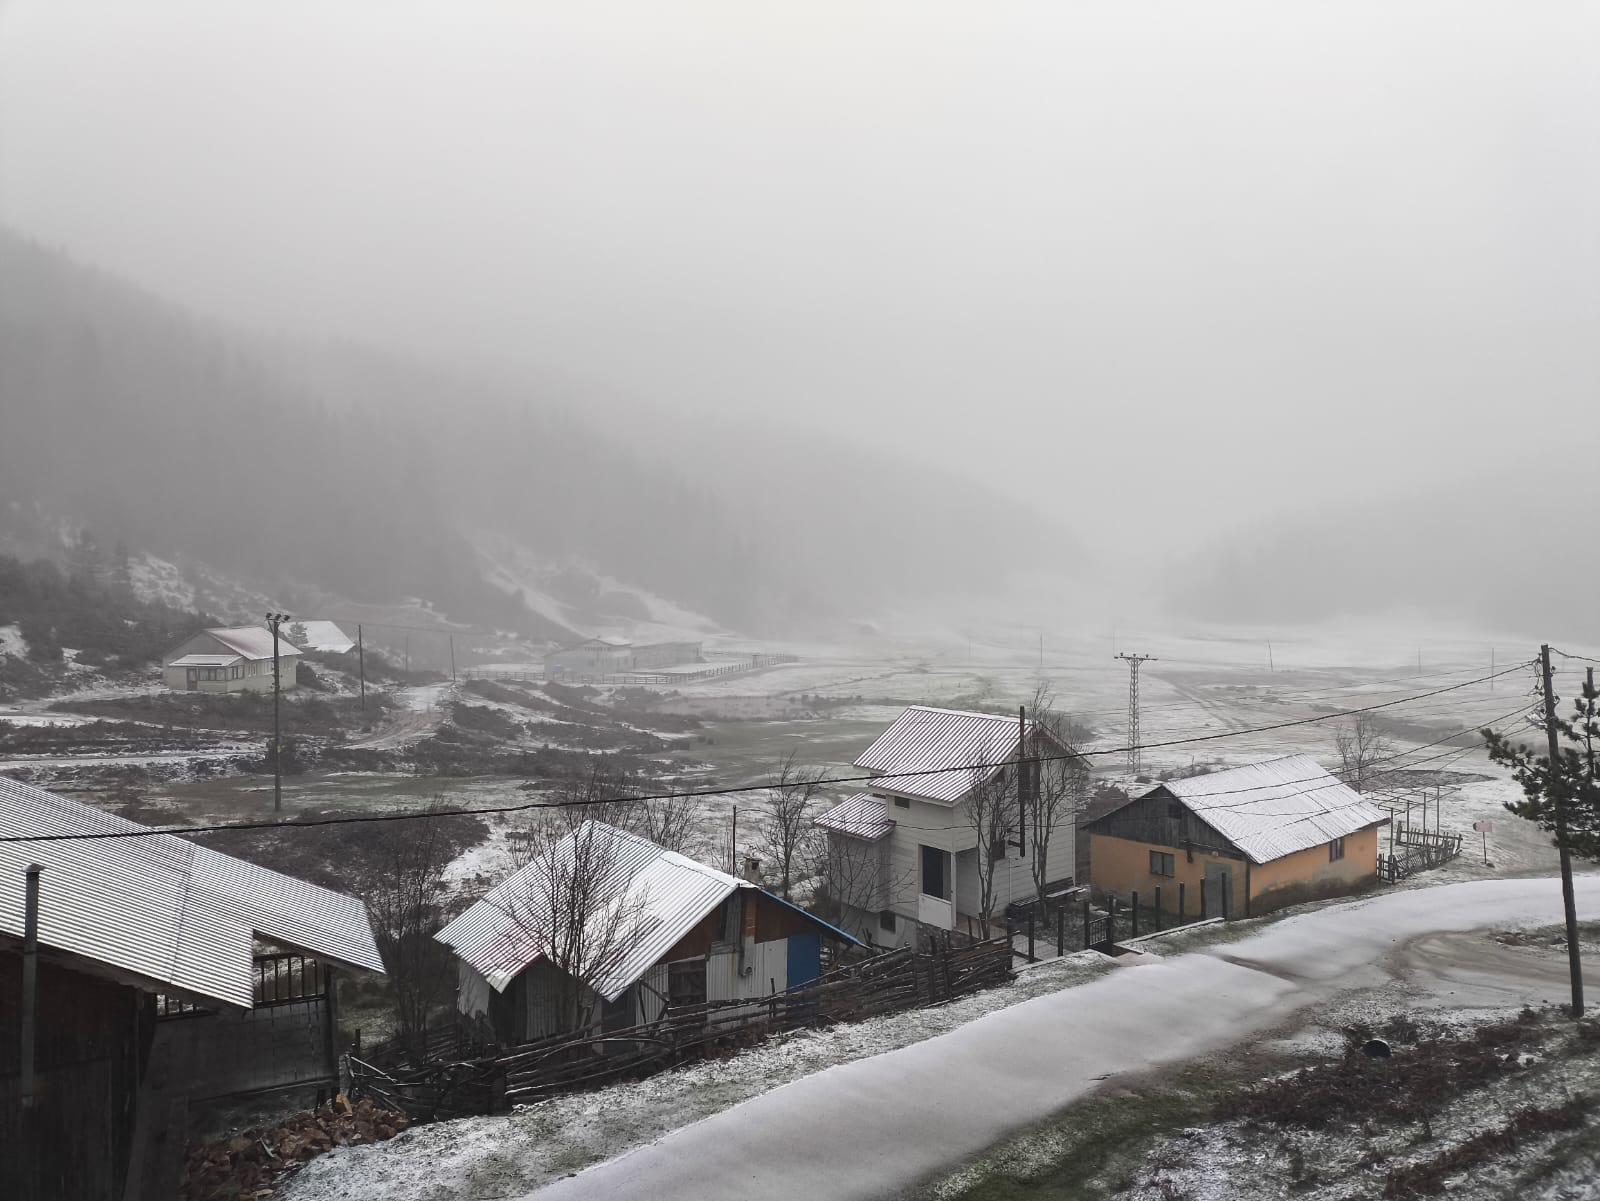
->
[729,805,738,876]
[19,863,41,1201]
[1116,652,1157,779]
[1267,640,1274,672]
[450,634,457,684]
[357,623,366,709]
[267,611,290,813]
[1540,644,1584,1017]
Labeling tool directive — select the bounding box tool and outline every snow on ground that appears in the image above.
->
[281,954,1114,1201]
[519,877,1600,1201]
[286,879,1600,1201]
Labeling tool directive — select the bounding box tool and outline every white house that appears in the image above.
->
[436,822,860,1044]
[814,705,1081,949]
[162,626,303,693]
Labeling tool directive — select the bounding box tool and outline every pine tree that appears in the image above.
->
[1482,675,1600,860]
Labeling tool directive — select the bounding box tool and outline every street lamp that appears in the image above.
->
[266,611,291,813]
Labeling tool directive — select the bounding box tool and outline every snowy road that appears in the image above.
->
[339,683,455,750]
[530,876,1600,1201]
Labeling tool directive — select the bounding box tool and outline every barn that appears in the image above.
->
[438,822,859,1044]
[1085,754,1390,917]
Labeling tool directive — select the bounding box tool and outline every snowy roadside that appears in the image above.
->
[281,953,1114,1201]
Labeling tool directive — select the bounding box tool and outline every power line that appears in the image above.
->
[0,661,1532,844]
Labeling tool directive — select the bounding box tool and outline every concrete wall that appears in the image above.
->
[1250,826,1380,911]
[1089,826,1382,918]
[1088,832,1248,918]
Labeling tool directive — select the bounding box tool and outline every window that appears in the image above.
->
[878,909,897,932]
[893,797,910,809]
[920,844,950,900]
[667,959,707,1008]
[1150,851,1175,877]
[1329,837,1346,862]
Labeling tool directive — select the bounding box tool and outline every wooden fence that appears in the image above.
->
[1378,829,1464,882]
[348,937,1011,1121]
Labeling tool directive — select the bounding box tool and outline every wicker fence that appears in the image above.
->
[348,936,1011,1122]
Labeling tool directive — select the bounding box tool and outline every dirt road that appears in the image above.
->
[339,683,455,751]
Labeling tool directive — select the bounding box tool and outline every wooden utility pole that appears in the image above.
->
[1016,705,1027,854]
[450,634,457,683]
[19,863,41,1201]
[1540,644,1584,1016]
[267,611,289,813]
[357,623,366,709]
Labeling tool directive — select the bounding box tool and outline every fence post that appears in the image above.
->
[1056,905,1066,958]
[1154,885,1162,932]
[1107,896,1116,947]
[1027,913,1035,962]
[1005,917,1016,966]
[1178,881,1185,924]
[1200,880,1207,920]
[1082,900,1091,950]
[1131,891,1140,938]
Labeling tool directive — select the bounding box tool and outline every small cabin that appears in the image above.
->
[161,625,302,693]
[438,822,859,1043]
[1086,754,1390,917]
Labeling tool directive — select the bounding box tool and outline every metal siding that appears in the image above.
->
[750,938,788,997]
[0,777,384,1010]
[704,948,743,1003]
[786,933,820,988]
[638,963,669,1025]
[1164,755,1390,864]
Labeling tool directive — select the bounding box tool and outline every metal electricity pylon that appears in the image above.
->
[1115,652,1157,779]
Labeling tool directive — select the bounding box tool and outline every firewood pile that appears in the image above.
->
[179,1094,409,1200]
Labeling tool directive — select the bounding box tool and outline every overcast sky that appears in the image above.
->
[2,1,1595,559]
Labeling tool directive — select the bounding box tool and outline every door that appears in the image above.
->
[1204,863,1232,918]
[787,931,821,988]
[186,668,198,690]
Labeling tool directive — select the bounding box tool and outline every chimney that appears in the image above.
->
[742,855,762,884]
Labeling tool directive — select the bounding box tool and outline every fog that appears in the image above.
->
[2,2,1596,635]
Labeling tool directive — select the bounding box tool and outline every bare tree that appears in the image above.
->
[757,749,825,898]
[964,743,1016,935]
[495,816,649,1034]
[1022,682,1091,909]
[802,822,915,940]
[1335,714,1394,794]
[631,784,705,859]
[354,801,461,1057]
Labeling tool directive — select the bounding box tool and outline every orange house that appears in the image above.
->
[1086,754,1390,918]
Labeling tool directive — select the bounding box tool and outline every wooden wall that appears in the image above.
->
[0,953,152,1201]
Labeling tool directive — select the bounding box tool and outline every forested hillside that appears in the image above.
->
[0,229,1075,632]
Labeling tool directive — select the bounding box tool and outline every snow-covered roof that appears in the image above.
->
[437,821,856,1002]
[855,706,1054,805]
[166,653,243,668]
[814,794,895,841]
[293,621,355,654]
[205,626,303,661]
[0,777,385,1008]
[1155,754,1390,865]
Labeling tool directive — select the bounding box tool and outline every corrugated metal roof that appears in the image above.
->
[166,653,244,668]
[437,822,856,1003]
[1161,754,1390,865]
[0,778,385,1008]
[206,626,303,661]
[854,706,1034,804]
[294,621,355,653]
[813,793,895,841]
